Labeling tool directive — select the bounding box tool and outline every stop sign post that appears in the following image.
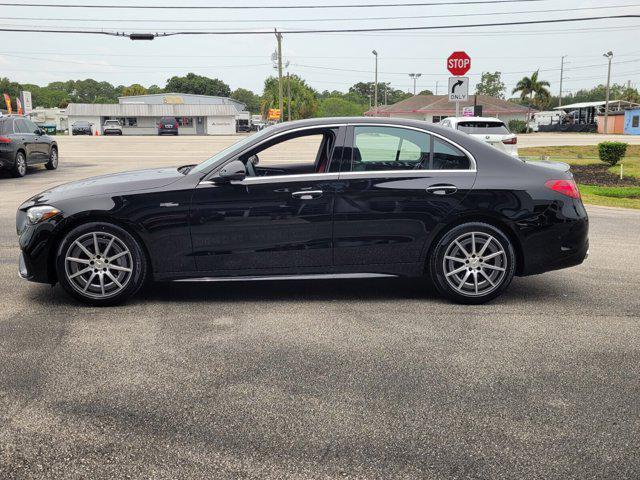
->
[447,51,471,116]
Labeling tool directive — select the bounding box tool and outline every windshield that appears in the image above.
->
[457,121,510,135]
[191,127,274,174]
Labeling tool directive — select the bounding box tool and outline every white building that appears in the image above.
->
[67,93,248,135]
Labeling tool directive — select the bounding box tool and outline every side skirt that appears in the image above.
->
[173,273,397,283]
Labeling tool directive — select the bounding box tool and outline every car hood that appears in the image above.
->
[21,167,184,208]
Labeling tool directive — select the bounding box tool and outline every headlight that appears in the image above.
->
[26,205,61,224]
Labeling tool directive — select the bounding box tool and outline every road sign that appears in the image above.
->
[448,77,469,102]
[447,51,471,76]
[462,106,474,117]
[267,108,281,121]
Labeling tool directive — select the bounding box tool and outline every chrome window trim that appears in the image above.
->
[347,122,477,171]
[200,121,476,187]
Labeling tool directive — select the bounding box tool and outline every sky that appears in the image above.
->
[0,0,639,98]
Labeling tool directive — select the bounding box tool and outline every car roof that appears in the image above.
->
[447,117,504,123]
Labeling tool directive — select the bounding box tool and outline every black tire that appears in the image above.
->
[12,150,27,177]
[429,222,516,304]
[56,222,148,306]
[45,146,58,170]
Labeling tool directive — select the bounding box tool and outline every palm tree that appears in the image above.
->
[512,70,551,133]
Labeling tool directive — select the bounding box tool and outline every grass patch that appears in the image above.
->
[579,185,640,199]
[519,145,640,180]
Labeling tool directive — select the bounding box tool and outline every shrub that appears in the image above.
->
[598,141,628,166]
[508,119,527,134]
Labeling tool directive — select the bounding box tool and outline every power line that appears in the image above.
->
[0,15,638,36]
[0,0,550,9]
[3,4,638,24]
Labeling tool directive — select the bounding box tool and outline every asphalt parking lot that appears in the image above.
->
[1,135,639,479]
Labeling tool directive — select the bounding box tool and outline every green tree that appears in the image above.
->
[165,73,231,97]
[317,97,365,117]
[512,70,551,132]
[261,75,318,120]
[475,71,505,98]
[418,89,434,96]
[147,84,163,95]
[231,87,260,113]
[122,83,148,96]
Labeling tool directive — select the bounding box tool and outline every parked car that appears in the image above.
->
[157,116,179,135]
[72,121,93,135]
[103,119,123,136]
[0,115,58,177]
[440,117,518,157]
[16,117,588,306]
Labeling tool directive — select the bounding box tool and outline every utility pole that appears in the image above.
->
[287,71,291,122]
[558,55,567,108]
[435,81,439,95]
[384,83,388,105]
[372,50,378,114]
[408,73,422,95]
[603,51,613,134]
[275,29,283,123]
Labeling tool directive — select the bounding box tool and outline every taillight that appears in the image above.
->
[502,137,517,145]
[0,136,11,143]
[545,179,581,199]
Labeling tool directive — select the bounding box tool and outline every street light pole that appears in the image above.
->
[275,29,284,123]
[372,50,378,114]
[558,55,567,108]
[603,51,613,134]
[408,73,422,95]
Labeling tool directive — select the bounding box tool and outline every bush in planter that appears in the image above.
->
[508,119,527,134]
[598,141,628,166]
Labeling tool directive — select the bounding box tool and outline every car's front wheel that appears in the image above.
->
[429,222,516,304]
[45,146,58,170]
[56,222,148,306]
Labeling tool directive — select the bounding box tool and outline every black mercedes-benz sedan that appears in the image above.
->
[16,117,588,306]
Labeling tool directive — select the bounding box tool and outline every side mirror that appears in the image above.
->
[216,160,246,183]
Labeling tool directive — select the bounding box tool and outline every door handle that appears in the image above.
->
[292,190,323,200]
[426,185,458,195]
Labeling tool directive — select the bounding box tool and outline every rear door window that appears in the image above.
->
[456,121,510,135]
[15,118,32,134]
[0,119,14,135]
[351,126,430,171]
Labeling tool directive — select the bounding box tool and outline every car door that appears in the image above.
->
[189,126,345,274]
[14,118,39,163]
[333,125,477,267]
[24,118,49,162]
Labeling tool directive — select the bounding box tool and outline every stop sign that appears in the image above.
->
[447,51,471,76]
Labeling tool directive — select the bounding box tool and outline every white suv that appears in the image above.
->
[439,117,518,157]
[103,119,123,136]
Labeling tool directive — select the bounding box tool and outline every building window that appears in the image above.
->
[633,115,639,128]
[118,117,137,127]
[175,117,193,127]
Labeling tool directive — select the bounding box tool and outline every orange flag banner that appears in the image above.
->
[3,93,12,114]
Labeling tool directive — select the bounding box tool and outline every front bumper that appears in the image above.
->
[17,209,61,284]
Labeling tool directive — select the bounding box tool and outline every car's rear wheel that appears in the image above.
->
[12,151,27,177]
[429,222,515,304]
[56,222,148,306]
[45,146,58,170]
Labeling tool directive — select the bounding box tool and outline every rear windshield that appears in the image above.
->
[0,118,12,135]
[457,121,510,135]
[160,117,176,123]
[104,120,119,125]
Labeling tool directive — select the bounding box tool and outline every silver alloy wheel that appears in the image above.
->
[64,231,133,299]
[49,148,58,167]
[442,231,508,297]
[16,153,26,176]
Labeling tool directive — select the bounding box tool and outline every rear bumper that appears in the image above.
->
[0,149,16,169]
[518,200,589,276]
